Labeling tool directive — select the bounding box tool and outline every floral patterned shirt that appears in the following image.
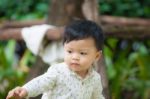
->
[23,62,104,99]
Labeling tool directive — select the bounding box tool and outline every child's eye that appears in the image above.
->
[80,52,87,55]
[67,50,72,53]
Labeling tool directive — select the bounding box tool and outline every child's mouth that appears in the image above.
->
[71,63,80,66]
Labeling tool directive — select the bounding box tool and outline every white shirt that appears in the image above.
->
[23,62,104,99]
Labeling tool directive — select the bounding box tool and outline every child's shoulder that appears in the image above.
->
[51,62,65,67]
[92,70,102,81]
[47,62,67,73]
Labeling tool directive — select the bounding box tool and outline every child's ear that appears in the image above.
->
[95,51,102,61]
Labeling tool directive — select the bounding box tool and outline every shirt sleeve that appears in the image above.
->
[92,75,105,99]
[22,65,58,97]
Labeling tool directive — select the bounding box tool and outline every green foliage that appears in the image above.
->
[99,0,150,18]
[0,40,35,98]
[0,0,149,20]
[0,0,49,20]
[104,39,150,99]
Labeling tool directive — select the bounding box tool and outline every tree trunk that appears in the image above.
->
[47,0,84,26]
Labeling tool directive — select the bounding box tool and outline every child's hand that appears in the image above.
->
[6,86,27,99]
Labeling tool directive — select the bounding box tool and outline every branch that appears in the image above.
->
[0,20,45,29]
[100,15,150,26]
[0,15,150,40]
[100,16,150,39]
[0,28,22,40]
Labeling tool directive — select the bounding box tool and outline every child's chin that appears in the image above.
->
[69,66,80,72]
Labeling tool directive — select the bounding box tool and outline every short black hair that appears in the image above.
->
[63,20,104,51]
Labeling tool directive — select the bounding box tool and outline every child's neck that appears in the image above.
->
[75,70,88,79]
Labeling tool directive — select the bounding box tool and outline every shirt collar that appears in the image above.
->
[64,63,94,81]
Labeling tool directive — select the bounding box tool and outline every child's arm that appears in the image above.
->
[6,87,27,99]
[6,65,58,98]
[22,65,58,97]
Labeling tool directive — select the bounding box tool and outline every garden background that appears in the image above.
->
[0,0,150,99]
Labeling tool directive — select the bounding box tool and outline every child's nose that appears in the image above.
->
[72,53,80,60]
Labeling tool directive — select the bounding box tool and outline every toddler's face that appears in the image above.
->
[64,37,101,77]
